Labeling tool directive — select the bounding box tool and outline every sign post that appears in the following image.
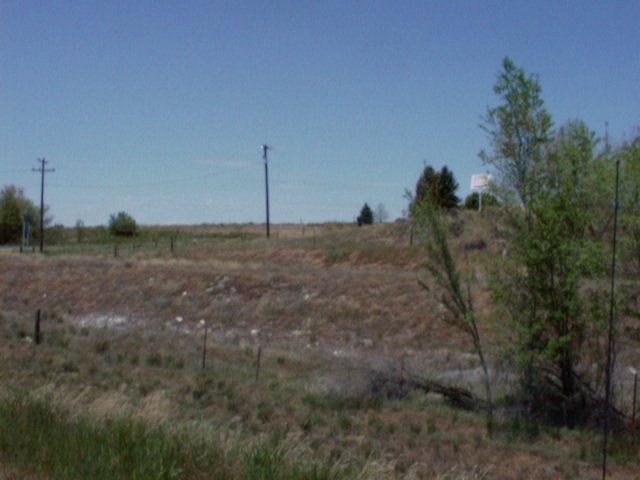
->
[470,174,492,213]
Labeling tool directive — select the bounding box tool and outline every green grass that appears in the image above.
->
[46,224,261,246]
[0,395,186,479]
[27,224,264,259]
[244,439,336,480]
[0,394,345,480]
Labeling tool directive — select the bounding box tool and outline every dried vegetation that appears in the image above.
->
[0,217,639,479]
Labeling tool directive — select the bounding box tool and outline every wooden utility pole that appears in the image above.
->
[262,144,271,239]
[602,158,620,480]
[32,158,54,253]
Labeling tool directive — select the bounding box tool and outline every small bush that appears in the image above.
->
[337,414,353,432]
[61,359,79,373]
[302,393,363,412]
[463,192,499,210]
[146,352,163,367]
[256,402,274,423]
[94,340,110,354]
[427,418,437,434]
[108,211,137,237]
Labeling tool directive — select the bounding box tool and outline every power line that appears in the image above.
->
[0,168,32,174]
[48,167,250,189]
[32,158,54,253]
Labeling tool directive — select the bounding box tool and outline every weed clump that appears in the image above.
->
[0,394,346,480]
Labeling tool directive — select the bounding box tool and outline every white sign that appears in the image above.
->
[470,174,492,190]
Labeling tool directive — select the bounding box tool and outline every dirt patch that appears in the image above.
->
[74,314,132,329]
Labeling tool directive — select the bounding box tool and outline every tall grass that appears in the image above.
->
[0,394,342,480]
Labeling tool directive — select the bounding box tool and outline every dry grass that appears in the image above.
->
[1,220,639,479]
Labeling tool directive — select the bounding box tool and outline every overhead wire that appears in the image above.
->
[48,163,256,189]
[0,168,33,174]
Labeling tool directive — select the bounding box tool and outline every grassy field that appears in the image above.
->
[1,215,639,479]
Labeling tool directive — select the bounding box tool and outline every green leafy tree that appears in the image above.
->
[413,165,460,212]
[463,192,499,210]
[617,132,640,322]
[0,187,22,244]
[358,203,373,226]
[480,57,553,206]
[0,185,42,245]
[109,211,137,237]
[493,120,609,426]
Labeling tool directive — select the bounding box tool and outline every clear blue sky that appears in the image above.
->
[1,0,638,226]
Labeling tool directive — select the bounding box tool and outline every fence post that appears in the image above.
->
[255,345,262,382]
[201,319,208,369]
[34,309,41,345]
[632,370,638,441]
[114,245,118,258]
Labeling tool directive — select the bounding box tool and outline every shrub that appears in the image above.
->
[463,192,499,210]
[0,187,22,244]
[108,211,137,237]
[0,185,48,245]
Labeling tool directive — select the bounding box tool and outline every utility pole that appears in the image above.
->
[32,158,54,253]
[602,157,620,480]
[261,144,271,238]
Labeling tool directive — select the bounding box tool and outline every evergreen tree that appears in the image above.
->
[415,166,438,208]
[412,165,460,212]
[437,166,460,209]
[358,203,373,225]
